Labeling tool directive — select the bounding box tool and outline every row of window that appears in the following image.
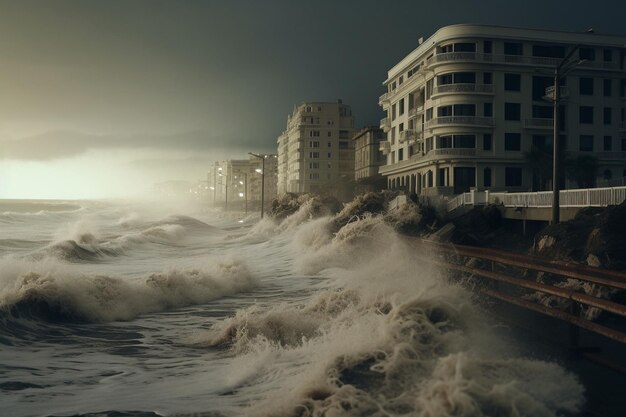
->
[389,39,620,95]
[309,152,333,158]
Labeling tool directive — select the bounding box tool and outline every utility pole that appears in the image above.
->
[549,44,583,225]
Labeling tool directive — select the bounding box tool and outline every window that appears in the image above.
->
[532,76,553,101]
[339,141,349,149]
[398,75,403,85]
[505,167,523,187]
[398,148,404,161]
[425,107,433,121]
[504,103,521,121]
[454,72,476,83]
[532,105,552,119]
[392,103,396,121]
[483,134,492,151]
[483,72,493,84]
[327,142,332,147]
[437,105,452,117]
[327,152,332,158]
[454,43,475,52]
[484,103,493,117]
[532,45,565,58]
[309,162,319,169]
[309,151,319,158]
[399,98,405,115]
[504,42,523,55]
[505,73,521,91]
[621,79,626,97]
[603,108,612,125]
[579,78,594,95]
[579,135,594,152]
[438,135,452,148]
[483,167,492,187]
[309,173,319,180]
[603,49,613,62]
[505,133,521,151]
[579,47,595,61]
[604,136,612,151]
[309,130,320,137]
[579,106,594,124]
[453,104,475,116]
[309,141,320,148]
[604,79,612,97]
[484,41,492,53]
[622,138,626,151]
[327,131,332,137]
[339,130,349,139]
[455,135,475,148]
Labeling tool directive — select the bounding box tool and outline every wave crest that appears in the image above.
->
[0,260,256,323]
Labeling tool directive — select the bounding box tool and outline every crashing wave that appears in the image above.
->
[0,259,256,323]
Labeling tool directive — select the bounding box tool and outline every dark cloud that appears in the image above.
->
[0,0,624,158]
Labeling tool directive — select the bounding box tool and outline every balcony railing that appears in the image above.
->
[379,91,393,104]
[424,52,621,71]
[428,148,477,157]
[399,130,418,143]
[432,83,494,96]
[425,116,494,128]
[408,105,424,118]
[380,117,391,132]
[524,118,554,129]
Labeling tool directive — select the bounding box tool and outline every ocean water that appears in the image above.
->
[0,198,585,417]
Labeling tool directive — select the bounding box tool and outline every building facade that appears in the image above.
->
[378,24,626,197]
[277,100,356,197]
[352,126,387,192]
[207,155,278,208]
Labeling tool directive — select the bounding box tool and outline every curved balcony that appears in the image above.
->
[379,91,393,105]
[425,116,494,129]
[427,148,476,158]
[432,84,494,97]
[424,52,620,71]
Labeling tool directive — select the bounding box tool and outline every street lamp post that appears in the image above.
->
[248,152,266,218]
[549,44,584,225]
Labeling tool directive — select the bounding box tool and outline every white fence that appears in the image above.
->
[447,186,626,212]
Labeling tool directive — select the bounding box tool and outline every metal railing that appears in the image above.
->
[432,83,494,95]
[409,239,626,346]
[487,186,626,208]
[424,52,621,71]
[429,148,476,157]
[425,116,494,128]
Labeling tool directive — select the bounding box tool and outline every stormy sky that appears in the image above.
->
[1,0,625,198]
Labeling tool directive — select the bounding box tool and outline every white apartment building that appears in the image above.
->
[378,24,626,196]
[277,100,356,196]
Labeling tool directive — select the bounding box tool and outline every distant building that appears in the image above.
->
[277,100,356,199]
[207,155,278,209]
[378,24,626,197]
[352,126,387,193]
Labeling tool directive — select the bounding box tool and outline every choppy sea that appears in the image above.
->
[0,198,585,417]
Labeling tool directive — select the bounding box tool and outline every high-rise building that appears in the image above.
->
[277,100,356,197]
[378,24,626,196]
